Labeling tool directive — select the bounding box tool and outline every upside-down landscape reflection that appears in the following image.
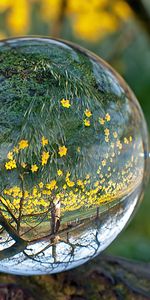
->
[0,37,148,275]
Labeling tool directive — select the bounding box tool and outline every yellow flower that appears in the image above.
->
[32,187,38,196]
[77,179,83,186]
[24,191,29,198]
[60,98,71,108]
[99,118,105,125]
[104,128,110,136]
[66,171,70,179]
[105,137,109,143]
[21,162,27,168]
[13,146,19,153]
[31,164,38,173]
[40,0,60,21]
[77,147,81,153]
[41,151,50,165]
[116,140,122,150]
[41,136,48,147]
[129,136,133,142]
[94,181,99,187]
[84,109,92,117]
[105,113,111,122]
[102,159,106,167]
[57,169,63,176]
[5,159,17,170]
[7,151,13,160]
[66,179,75,187]
[113,132,118,138]
[84,119,90,127]
[124,137,129,144]
[111,152,115,157]
[18,139,28,150]
[39,182,44,189]
[72,11,118,42]
[46,180,57,190]
[6,0,30,35]
[113,1,132,21]
[58,146,67,157]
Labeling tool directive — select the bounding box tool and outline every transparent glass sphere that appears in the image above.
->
[0,37,148,275]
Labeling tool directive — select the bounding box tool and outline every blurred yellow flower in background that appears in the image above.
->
[40,0,61,21]
[72,11,118,42]
[7,2,30,35]
[0,0,12,12]
[0,0,132,42]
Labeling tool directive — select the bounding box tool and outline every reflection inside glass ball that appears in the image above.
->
[0,37,148,275]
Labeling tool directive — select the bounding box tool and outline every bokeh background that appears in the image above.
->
[0,0,150,262]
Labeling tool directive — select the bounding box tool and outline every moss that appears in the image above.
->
[0,255,150,299]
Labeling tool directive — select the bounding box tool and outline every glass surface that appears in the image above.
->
[0,37,148,275]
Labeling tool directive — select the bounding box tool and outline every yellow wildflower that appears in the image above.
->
[124,137,129,144]
[24,191,29,198]
[84,109,92,117]
[31,164,38,173]
[60,98,71,108]
[21,162,27,168]
[104,128,110,136]
[66,171,70,179]
[129,136,133,142]
[7,151,13,160]
[77,146,81,153]
[105,113,111,122]
[5,159,17,170]
[58,146,67,157]
[84,119,90,127]
[46,180,57,190]
[113,132,118,138]
[13,146,19,153]
[66,179,75,187]
[77,179,83,186]
[57,169,63,176]
[42,189,49,195]
[41,136,48,147]
[39,182,44,188]
[105,137,109,143]
[18,139,28,150]
[99,118,105,125]
[102,159,106,167]
[41,151,50,165]
[116,140,122,150]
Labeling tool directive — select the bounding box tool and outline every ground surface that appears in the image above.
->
[0,254,150,300]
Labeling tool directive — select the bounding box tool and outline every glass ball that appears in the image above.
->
[0,37,148,275]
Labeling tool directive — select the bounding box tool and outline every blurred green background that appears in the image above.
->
[0,0,150,261]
